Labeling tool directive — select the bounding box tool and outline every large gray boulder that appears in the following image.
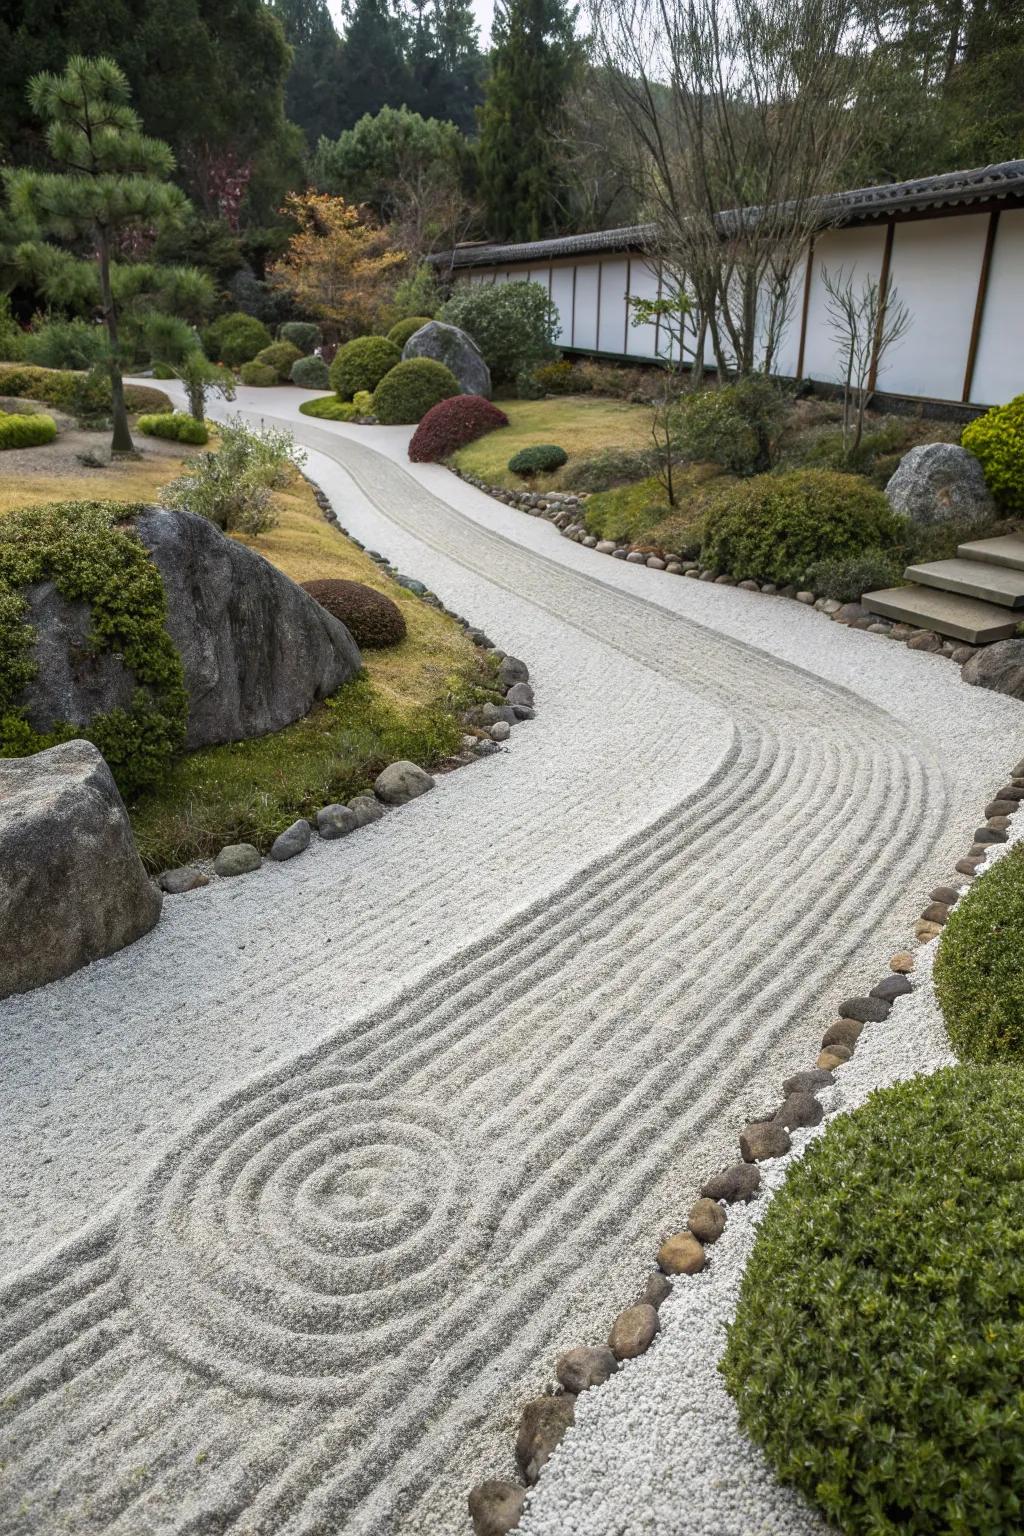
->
[885,442,995,526]
[402,321,491,398]
[22,506,362,751]
[0,740,162,999]
[962,639,1024,699]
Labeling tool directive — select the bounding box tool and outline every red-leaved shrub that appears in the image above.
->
[408,394,509,463]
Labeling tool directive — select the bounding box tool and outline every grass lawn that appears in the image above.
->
[451,396,655,490]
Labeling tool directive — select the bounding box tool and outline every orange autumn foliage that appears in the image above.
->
[269,192,406,341]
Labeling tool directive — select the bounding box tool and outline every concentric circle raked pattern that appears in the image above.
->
[121,1078,478,1401]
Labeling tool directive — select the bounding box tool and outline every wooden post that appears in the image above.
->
[795,236,815,380]
[867,220,896,394]
[962,210,1000,403]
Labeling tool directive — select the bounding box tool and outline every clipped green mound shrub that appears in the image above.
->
[291,355,329,390]
[239,361,278,387]
[279,320,321,353]
[0,364,171,417]
[329,336,401,400]
[137,412,208,445]
[0,411,57,449]
[803,548,904,603]
[0,501,188,797]
[254,340,303,382]
[387,316,431,350]
[934,846,1024,1061]
[371,358,459,425]
[301,579,407,648]
[408,395,509,462]
[722,1064,1024,1536]
[203,311,272,367]
[961,394,1024,511]
[299,396,360,421]
[699,469,903,586]
[508,444,568,476]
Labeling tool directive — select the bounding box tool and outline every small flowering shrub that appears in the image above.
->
[408,395,509,462]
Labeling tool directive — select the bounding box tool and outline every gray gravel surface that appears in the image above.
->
[1,384,1021,1536]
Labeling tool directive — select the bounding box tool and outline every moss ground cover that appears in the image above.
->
[450,397,655,489]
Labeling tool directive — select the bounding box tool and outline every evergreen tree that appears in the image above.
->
[271,0,349,147]
[427,0,483,132]
[335,0,415,127]
[477,0,582,242]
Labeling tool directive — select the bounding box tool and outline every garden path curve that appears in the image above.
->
[1,384,1022,1536]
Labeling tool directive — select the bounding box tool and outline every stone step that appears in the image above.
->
[957,534,1024,573]
[863,586,1021,644]
[903,558,1024,609]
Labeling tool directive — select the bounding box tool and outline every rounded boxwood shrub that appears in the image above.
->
[239,360,278,387]
[508,444,568,476]
[298,395,359,421]
[387,316,431,350]
[300,578,407,648]
[290,354,330,390]
[961,394,1024,511]
[408,395,509,462]
[279,320,321,353]
[0,411,57,449]
[934,846,1024,1061]
[137,412,209,445]
[722,1064,1024,1536]
[254,340,303,382]
[699,469,903,586]
[371,358,460,425]
[329,336,401,400]
[202,312,272,367]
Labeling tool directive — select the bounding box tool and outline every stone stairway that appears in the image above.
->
[864,534,1024,644]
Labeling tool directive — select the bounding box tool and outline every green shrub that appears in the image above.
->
[0,411,57,449]
[0,501,188,798]
[561,446,659,493]
[151,362,176,379]
[699,469,903,586]
[254,340,303,381]
[24,318,108,371]
[934,846,1024,1061]
[301,579,407,648]
[160,417,304,535]
[515,368,546,400]
[0,296,27,361]
[239,360,278,387]
[961,395,1024,511]
[508,444,568,476]
[290,354,330,390]
[722,1064,1024,1536]
[0,363,171,420]
[279,320,321,353]
[140,312,200,369]
[137,412,209,445]
[533,359,581,395]
[124,383,173,415]
[371,358,460,425]
[329,335,401,400]
[803,547,904,602]
[680,376,787,475]
[441,281,559,386]
[387,316,431,350]
[202,311,272,367]
[299,395,360,421]
[352,389,374,415]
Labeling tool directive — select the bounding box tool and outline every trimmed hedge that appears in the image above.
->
[722,1064,1024,1536]
[508,444,568,476]
[371,358,460,425]
[408,395,509,462]
[279,320,321,353]
[0,364,171,417]
[291,355,330,390]
[699,469,903,587]
[301,579,407,648]
[299,396,360,421]
[329,336,401,400]
[239,361,278,387]
[934,846,1024,1061]
[203,311,272,367]
[387,316,431,350]
[254,340,302,381]
[0,411,57,449]
[961,394,1024,511]
[137,412,209,445]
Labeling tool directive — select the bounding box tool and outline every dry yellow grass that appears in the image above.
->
[452,396,655,489]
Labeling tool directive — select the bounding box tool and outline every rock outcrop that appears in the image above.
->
[885,442,995,525]
[962,638,1024,699]
[402,322,491,398]
[0,739,162,999]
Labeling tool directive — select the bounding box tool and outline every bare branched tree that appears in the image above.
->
[588,0,877,377]
[821,264,911,454]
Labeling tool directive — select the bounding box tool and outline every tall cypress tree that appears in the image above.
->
[477,0,581,242]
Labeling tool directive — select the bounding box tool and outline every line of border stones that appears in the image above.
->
[466,755,1024,1536]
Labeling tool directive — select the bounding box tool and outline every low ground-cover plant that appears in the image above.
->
[509,444,568,476]
[803,548,904,601]
[138,412,208,445]
[291,355,329,389]
[583,471,711,548]
[934,846,1024,1060]
[962,393,1024,511]
[160,418,304,535]
[699,469,902,586]
[560,446,659,493]
[301,578,407,648]
[203,311,272,367]
[0,411,57,449]
[371,358,459,425]
[255,340,303,382]
[279,320,321,353]
[408,395,509,462]
[299,395,360,421]
[330,335,401,400]
[239,361,277,387]
[722,1064,1024,1536]
[387,316,431,349]
[441,280,558,386]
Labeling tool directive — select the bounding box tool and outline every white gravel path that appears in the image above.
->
[1,385,1022,1536]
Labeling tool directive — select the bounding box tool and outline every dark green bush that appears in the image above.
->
[299,395,359,421]
[699,469,903,586]
[371,358,460,425]
[203,311,272,367]
[24,318,108,371]
[0,411,57,449]
[508,444,569,476]
[239,360,278,387]
[137,412,209,445]
[387,316,431,350]
[722,1064,1024,1536]
[279,320,321,353]
[680,375,787,474]
[934,846,1024,1061]
[441,281,558,385]
[803,548,904,602]
[254,340,302,381]
[301,579,407,648]
[329,336,401,400]
[290,354,330,390]
[962,394,1024,511]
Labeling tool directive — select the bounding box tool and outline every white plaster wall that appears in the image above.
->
[885,215,987,400]
[572,263,600,351]
[970,209,1024,407]
[550,265,575,346]
[771,251,808,379]
[597,258,629,354]
[801,225,887,385]
[625,260,660,359]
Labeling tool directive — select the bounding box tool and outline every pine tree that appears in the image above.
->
[336,0,415,128]
[477,0,581,242]
[427,0,483,132]
[6,57,191,453]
